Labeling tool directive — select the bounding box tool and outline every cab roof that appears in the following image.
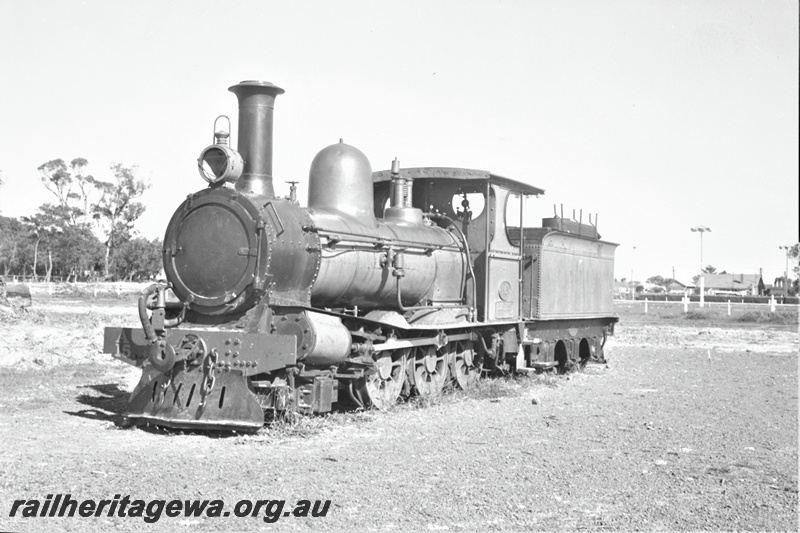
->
[372,167,545,197]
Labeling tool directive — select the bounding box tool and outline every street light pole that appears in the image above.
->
[690,226,712,273]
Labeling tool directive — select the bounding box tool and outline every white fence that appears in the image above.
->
[615,297,798,315]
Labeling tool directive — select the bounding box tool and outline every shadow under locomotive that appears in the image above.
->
[103,80,618,432]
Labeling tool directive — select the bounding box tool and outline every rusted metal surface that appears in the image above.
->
[485,185,522,321]
[124,365,266,432]
[532,233,617,319]
[163,188,268,314]
[308,208,466,310]
[228,80,284,197]
[271,310,352,366]
[308,141,376,222]
[521,318,616,371]
[163,191,320,315]
[103,326,297,375]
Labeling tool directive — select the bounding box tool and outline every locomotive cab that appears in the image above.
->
[371,168,547,323]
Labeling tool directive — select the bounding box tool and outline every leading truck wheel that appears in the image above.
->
[356,348,408,410]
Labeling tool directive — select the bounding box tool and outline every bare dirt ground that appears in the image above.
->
[0,291,797,532]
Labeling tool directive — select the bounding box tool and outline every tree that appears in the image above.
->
[38,159,77,222]
[49,224,104,281]
[0,216,32,277]
[37,157,107,225]
[37,158,99,226]
[91,163,149,278]
[702,265,717,274]
[69,158,101,223]
[20,214,52,281]
[788,243,800,271]
[115,237,162,281]
[22,204,90,281]
[646,275,676,287]
[31,158,151,280]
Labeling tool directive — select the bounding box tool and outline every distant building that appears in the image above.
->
[770,276,793,297]
[697,273,764,296]
[614,280,632,298]
[642,282,666,293]
[666,280,694,295]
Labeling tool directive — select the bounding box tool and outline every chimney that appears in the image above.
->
[228,81,284,197]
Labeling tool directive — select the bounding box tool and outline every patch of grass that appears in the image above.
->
[618,301,799,327]
[681,307,798,325]
[241,409,377,443]
[684,309,723,321]
[0,306,48,325]
[467,375,525,399]
[735,309,799,325]
[403,371,562,409]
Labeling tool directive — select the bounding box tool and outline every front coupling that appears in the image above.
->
[149,340,176,373]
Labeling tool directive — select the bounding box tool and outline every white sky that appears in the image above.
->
[1,0,797,284]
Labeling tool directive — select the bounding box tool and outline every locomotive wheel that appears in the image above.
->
[409,346,449,397]
[358,348,408,410]
[449,340,482,389]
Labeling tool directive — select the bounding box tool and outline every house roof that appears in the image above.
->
[698,273,762,290]
[664,279,696,289]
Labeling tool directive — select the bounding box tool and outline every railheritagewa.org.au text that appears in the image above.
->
[8,494,331,523]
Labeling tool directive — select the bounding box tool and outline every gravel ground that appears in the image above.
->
[0,301,797,532]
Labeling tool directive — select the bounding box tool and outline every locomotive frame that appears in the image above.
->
[103,80,618,432]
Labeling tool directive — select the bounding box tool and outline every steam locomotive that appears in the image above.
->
[103,80,618,432]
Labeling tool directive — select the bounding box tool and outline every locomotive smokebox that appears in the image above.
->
[229,81,285,197]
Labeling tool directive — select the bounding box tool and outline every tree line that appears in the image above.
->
[0,158,162,282]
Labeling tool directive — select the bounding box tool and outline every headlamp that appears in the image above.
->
[198,143,244,185]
